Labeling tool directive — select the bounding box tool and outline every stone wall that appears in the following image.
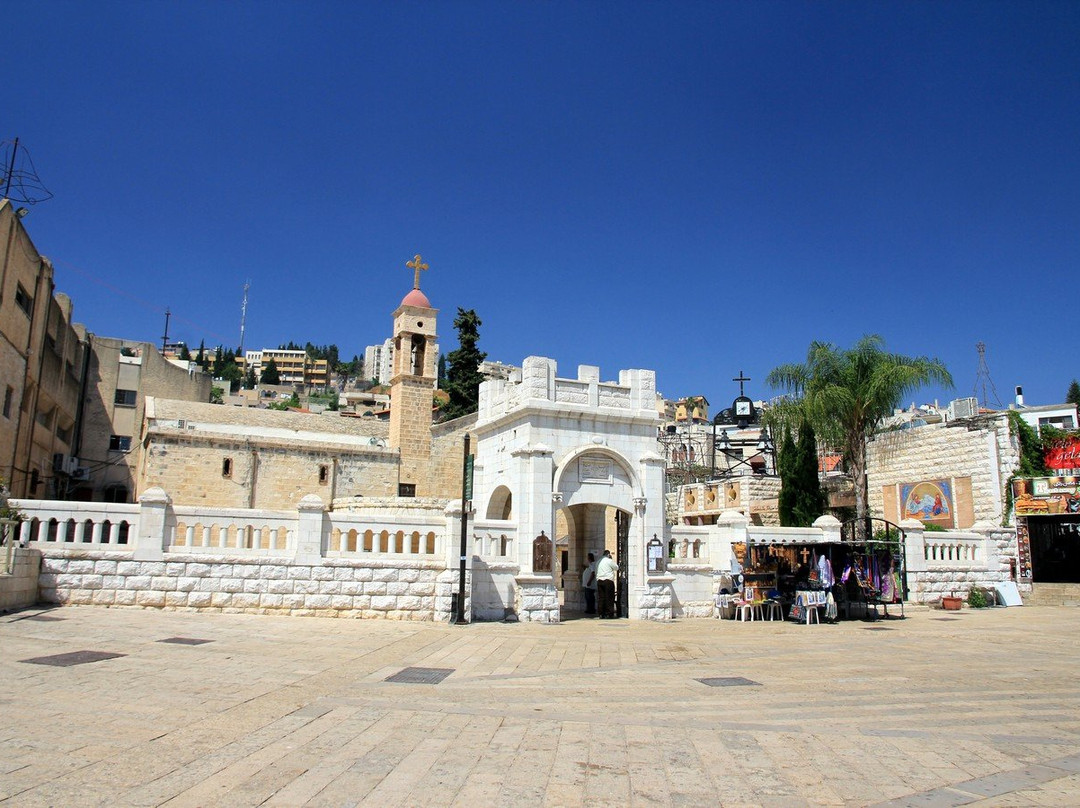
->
[37,549,446,620]
[430,414,478,499]
[667,563,712,617]
[515,575,559,623]
[867,416,1018,527]
[1,545,40,612]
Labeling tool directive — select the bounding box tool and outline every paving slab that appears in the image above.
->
[2,605,1079,807]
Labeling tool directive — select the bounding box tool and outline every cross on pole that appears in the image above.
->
[733,370,751,398]
[406,254,429,290]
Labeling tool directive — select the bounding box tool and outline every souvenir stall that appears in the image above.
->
[735,526,906,622]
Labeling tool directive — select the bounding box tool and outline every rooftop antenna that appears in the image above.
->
[974,341,1004,410]
[238,280,250,372]
[1,138,53,205]
[161,308,171,354]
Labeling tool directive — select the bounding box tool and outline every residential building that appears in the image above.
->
[0,199,87,499]
[242,349,330,389]
[74,335,212,502]
[363,338,394,384]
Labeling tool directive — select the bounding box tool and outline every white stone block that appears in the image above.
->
[385,581,409,596]
[150,576,176,591]
[139,562,167,576]
[67,560,95,575]
[117,561,141,576]
[94,560,119,575]
[259,593,284,608]
[281,594,306,609]
[137,590,166,607]
[210,592,233,607]
[92,590,116,606]
[232,593,260,609]
[333,567,355,581]
[288,566,311,580]
[371,595,397,610]
[113,589,137,606]
[398,595,423,611]
[305,594,332,609]
[365,581,387,595]
[220,578,245,593]
[331,595,354,610]
[125,575,152,590]
[166,562,186,575]
[267,579,294,595]
[165,591,189,607]
[209,564,235,578]
[310,566,335,581]
[373,568,399,582]
[339,580,363,596]
[187,591,212,608]
[235,564,260,580]
[186,563,212,577]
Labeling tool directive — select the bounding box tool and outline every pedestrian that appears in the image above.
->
[581,553,597,616]
[595,550,618,618]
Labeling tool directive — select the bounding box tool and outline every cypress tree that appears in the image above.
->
[791,421,827,525]
[1067,379,1080,407]
[442,308,487,421]
[777,427,798,526]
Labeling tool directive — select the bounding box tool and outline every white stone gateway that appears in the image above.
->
[472,357,670,622]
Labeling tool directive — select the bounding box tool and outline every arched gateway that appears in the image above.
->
[471,357,670,622]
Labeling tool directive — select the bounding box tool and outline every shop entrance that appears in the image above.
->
[1027,515,1080,583]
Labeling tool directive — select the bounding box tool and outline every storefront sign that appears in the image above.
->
[1015,477,1080,515]
[1045,436,1080,474]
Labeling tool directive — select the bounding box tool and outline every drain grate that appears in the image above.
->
[158,637,213,645]
[385,667,454,684]
[933,618,960,622]
[20,650,126,667]
[696,676,762,688]
[864,626,894,631]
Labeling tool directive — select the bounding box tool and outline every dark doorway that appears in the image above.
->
[615,510,630,618]
[1028,516,1080,583]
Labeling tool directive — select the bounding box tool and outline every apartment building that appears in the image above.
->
[242,349,329,388]
[0,199,86,499]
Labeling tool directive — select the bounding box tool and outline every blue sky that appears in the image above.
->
[5,1,1078,411]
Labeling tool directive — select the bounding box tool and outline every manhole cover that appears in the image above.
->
[385,667,454,684]
[158,637,213,645]
[933,618,960,622]
[864,627,893,631]
[20,650,126,667]
[695,676,762,688]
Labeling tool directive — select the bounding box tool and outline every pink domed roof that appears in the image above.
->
[401,288,431,308]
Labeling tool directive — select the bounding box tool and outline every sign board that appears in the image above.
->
[464,454,474,501]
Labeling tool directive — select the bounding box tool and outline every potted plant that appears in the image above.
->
[941,592,963,611]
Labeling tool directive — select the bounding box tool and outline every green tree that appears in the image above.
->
[244,366,257,389]
[195,340,207,370]
[790,421,827,525]
[776,426,798,526]
[178,344,192,361]
[438,353,447,387]
[767,335,952,524]
[441,308,487,421]
[1067,379,1080,407]
[260,357,281,385]
[210,386,224,404]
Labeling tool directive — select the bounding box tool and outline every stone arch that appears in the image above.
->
[485,485,513,520]
[553,444,643,512]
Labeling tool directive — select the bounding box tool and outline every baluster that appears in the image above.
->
[91,521,104,545]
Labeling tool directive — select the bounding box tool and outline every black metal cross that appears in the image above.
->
[733,371,751,397]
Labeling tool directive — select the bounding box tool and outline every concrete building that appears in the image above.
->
[75,335,212,503]
[0,199,87,499]
[242,349,330,389]
[363,338,394,385]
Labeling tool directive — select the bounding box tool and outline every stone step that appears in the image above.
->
[1026,582,1080,607]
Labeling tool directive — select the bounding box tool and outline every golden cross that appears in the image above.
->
[406,254,429,290]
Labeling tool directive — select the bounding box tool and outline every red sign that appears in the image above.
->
[1045,436,1080,470]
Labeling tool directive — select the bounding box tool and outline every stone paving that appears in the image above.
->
[2,604,1079,807]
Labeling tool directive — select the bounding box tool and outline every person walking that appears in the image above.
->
[581,553,597,616]
[595,550,618,618]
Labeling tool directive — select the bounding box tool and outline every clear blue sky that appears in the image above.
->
[5,1,1078,411]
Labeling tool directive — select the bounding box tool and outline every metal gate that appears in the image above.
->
[615,510,630,618]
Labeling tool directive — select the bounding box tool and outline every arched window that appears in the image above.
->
[486,486,513,520]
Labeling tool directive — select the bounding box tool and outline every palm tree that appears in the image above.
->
[767,335,952,525]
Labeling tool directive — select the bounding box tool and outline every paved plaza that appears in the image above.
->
[2,605,1079,808]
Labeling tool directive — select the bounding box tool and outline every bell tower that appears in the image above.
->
[388,254,438,496]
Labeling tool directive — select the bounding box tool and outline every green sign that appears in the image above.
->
[464,454,474,500]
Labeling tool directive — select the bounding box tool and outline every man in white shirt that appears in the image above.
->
[595,550,618,619]
[581,553,597,616]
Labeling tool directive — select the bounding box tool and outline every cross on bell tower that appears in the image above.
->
[407,254,428,290]
[733,371,751,398]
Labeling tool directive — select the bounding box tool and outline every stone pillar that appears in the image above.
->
[437,498,473,622]
[812,514,842,542]
[134,487,171,561]
[900,518,926,601]
[632,453,668,619]
[295,494,326,564]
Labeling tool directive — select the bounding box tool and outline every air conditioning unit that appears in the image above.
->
[71,467,90,481]
[52,452,68,472]
[948,397,979,420]
[63,456,80,475]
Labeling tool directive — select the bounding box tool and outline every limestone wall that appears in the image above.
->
[37,550,446,620]
[867,417,1018,527]
[1,545,40,612]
